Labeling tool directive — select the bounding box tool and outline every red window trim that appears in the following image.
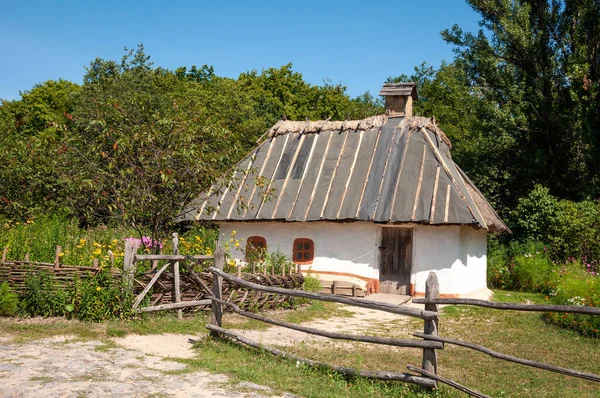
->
[293,238,314,264]
[246,236,267,262]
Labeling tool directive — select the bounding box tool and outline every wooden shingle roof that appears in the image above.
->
[183,115,508,233]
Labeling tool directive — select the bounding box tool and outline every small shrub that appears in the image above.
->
[544,265,600,338]
[302,276,322,293]
[512,253,552,293]
[0,282,19,316]
[72,270,133,322]
[487,238,512,289]
[19,269,69,317]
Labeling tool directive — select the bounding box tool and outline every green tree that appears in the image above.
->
[0,80,79,219]
[67,45,246,244]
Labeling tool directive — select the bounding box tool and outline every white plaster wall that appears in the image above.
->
[217,221,380,280]
[217,221,488,297]
[413,225,488,295]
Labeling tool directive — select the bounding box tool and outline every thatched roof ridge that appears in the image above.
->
[268,115,387,138]
[400,116,452,149]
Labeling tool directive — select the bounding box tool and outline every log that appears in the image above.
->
[421,272,439,383]
[209,267,437,320]
[123,239,139,293]
[132,262,170,309]
[172,233,182,320]
[210,247,225,336]
[54,246,61,269]
[137,299,211,313]
[411,297,600,316]
[211,297,443,349]
[206,324,436,388]
[413,333,600,383]
[134,254,213,261]
[407,365,491,398]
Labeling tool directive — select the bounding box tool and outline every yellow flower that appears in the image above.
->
[232,230,237,235]
[96,287,101,291]
[58,252,65,257]
[234,242,240,248]
[93,248,101,255]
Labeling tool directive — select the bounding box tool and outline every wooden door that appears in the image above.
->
[379,227,412,295]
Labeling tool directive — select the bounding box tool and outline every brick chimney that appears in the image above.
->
[379,82,418,118]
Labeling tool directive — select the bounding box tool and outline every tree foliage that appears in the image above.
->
[0,45,381,241]
[390,0,600,214]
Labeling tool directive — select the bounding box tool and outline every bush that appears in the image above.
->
[302,275,322,293]
[0,282,18,316]
[512,253,552,293]
[544,264,600,338]
[19,269,70,317]
[72,270,132,322]
[510,185,600,261]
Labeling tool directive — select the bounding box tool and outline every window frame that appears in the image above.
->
[293,238,314,264]
[245,236,267,262]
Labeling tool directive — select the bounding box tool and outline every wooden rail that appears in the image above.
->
[207,266,443,389]
[126,236,221,314]
[412,286,600,396]
[208,267,438,320]
[412,297,600,316]
[206,324,437,388]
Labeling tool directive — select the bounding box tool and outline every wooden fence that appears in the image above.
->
[0,245,108,292]
[206,267,600,397]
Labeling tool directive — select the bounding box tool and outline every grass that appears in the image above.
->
[1,291,599,397]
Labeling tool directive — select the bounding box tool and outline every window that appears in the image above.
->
[293,238,314,264]
[245,236,267,262]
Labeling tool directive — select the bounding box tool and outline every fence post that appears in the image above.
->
[172,233,182,320]
[422,272,440,387]
[1,247,7,264]
[210,245,225,336]
[122,239,139,294]
[54,246,62,269]
[92,258,99,268]
[24,253,30,262]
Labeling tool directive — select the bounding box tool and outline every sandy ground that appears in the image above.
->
[0,294,421,398]
[232,301,420,347]
[0,333,295,398]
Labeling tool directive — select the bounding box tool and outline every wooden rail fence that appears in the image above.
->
[206,265,600,396]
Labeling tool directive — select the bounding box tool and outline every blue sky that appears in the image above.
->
[0,1,482,101]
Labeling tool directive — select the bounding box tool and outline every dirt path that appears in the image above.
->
[0,295,421,397]
[0,334,294,398]
[231,295,421,348]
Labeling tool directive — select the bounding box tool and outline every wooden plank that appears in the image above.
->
[323,129,361,219]
[421,272,439,383]
[337,127,379,220]
[209,267,438,320]
[132,262,170,309]
[411,298,600,316]
[413,333,600,383]
[54,246,61,269]
[134,254,214,261]
[357,119,400,220]
[407,366,491,398]
[123,239,140,294]
[211,297,443,349]
[291,130,333,220]
[137,299,211,313]
[210,247,225,336]
[206,324,436,388]
[172,233,182,320]
[306,131,348,220]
